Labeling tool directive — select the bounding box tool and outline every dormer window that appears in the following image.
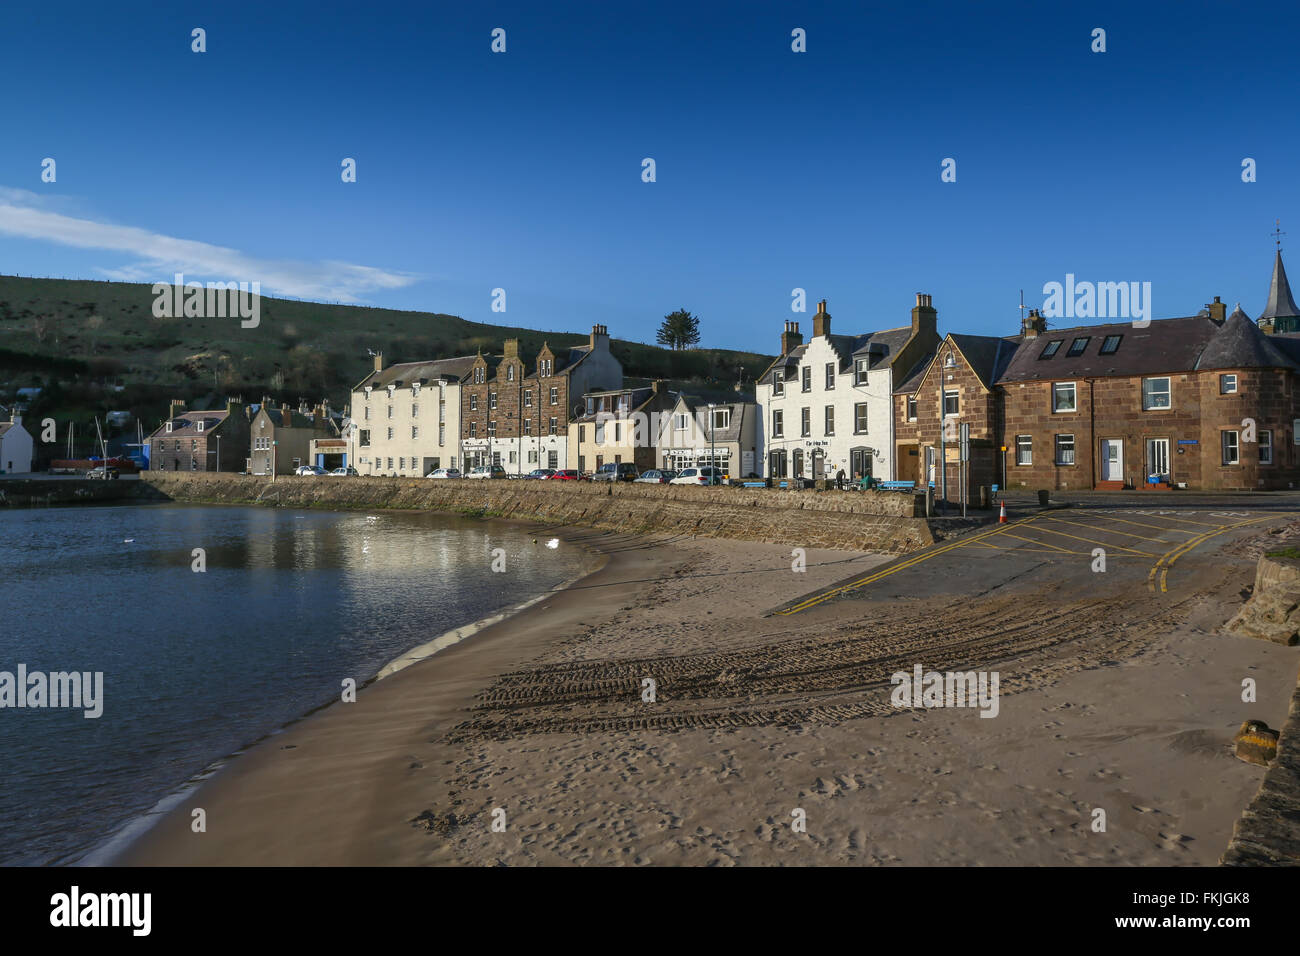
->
[165,421,173,433]
[773,374,785,396]
[1039,340,1063,359]
[1099,335,1122,355]
[1066,337,1090,356]
[196,420,204,432]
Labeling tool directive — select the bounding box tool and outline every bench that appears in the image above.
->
[875,480,917,492]
[741,481,766,488]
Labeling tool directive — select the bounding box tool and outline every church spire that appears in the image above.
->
[1259,248,1300,323]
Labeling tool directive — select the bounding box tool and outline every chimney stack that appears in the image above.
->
[781,320,803,355]
[503,338,519,358]
[1021,308,1047,338]
[589,324,610,351]
[168,399,186,421]
[1207,296,1227,324]
[911,293,937,338]
[812,300,831,338]
[372,351,383,372]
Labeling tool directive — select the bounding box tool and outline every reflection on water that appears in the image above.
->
[0,504,591,865]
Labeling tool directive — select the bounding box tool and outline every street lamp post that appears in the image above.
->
[708,403,716,485]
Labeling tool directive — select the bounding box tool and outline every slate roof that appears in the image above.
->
[0,423,13,439]
[357,356,478,389]
[146,410,230,440]
[570,386,661,423]
[1259,251,1300,321]
[1196,311,1300,371]
[948,334,1021,389]
[892,353,936,395]
[673,394,752,442]
[996,316,1220,383]
[764,325,914,382]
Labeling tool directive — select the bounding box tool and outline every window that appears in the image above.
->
[387,458,393,469]
[359,430,370,447]
[399,458,405,470]
[944,352,956,367]
[1099,334,1122,354]
[712,408,731,430]
[488,421,496,437]
[469,422,477,437]
[1040,341,1063,359]
[1220,374,1238,394]
[474,367,485,383]
[412,404,418,417]
[675,413,689,431]
[825,363,835,389]
[1066,337,1090,356]
[906,397,917,421]
[1055,434,1075,465]
[524,390,533,407]
[1016,435,1032,465]
[507,365,515,382]
[1222,430,1239,465]
[523,418,532,436]
[489,392,497,410]
[165,421,173,433]
[772,410,784,438]
[1052,382,1077,413]
[387,405,393,418]
[1141,377,1170,410]
[196,420,204,432]
[549,387,558,405]
[386,427,394,440]
[802,367,811,392]
[364,406,370,420]
[824,406,835,436]
[801,407,811,437]
[411,426,418,439]
[855,359,868,386]
[943,389,959,416]
[1260,429,1274,464]
[549,417,558,435]
[773,374,785,397]
[470,394,478,411]
[854,402,868,434]
[615,423,623,442]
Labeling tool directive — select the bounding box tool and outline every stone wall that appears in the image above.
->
[139,473,933,552]
[1221,660,1300,865]
[0,479,168,507]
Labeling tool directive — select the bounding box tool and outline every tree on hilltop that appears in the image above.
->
[656,308,700,350]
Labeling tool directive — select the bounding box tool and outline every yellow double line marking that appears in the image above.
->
[1147,514,1279,593]
[775,514,1044,615]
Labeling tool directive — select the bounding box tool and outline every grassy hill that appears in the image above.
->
[0,275,772,451]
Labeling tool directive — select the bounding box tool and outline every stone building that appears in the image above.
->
[756,296,940,481]
[894,330,1019,499]
[349,353,475,477]
[897,272,1300,492]
[146,399,250,472]
[460,326,622,475]
[567,382,676,474]
[248,399,336,475]
[0,413,33,474]
[1256,250,1300,334]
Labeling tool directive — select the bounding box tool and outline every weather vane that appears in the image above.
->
[1272,219,1285,251]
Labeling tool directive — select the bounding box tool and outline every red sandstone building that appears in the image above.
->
[895,253,1300,493]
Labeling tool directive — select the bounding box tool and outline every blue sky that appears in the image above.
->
[2,0,1298,353]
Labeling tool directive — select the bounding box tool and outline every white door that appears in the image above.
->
[1100,439,1123,481]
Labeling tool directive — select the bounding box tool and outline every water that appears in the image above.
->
[0,503,592,865]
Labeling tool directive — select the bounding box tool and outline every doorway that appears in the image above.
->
[1146,438,1170,483]
[1099,439,1124,482]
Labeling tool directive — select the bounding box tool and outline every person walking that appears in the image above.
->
[836,467,845,490]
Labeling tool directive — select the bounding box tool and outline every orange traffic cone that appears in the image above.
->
[998,500,1007,523]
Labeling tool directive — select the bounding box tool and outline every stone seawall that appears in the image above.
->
[139,473,934,553]
[0,479,167,508]
[1221,662,1300,865]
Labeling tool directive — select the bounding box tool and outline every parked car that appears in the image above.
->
[86,466,120,480]
[524,468,555,480]
[328,466,360,476]
[426,468,463,479]
[466,465,507,479]
[591,462,640,482]
[634,469,676,484]
[295,465,326,476]
[669,466,724,486]
[549,469,581,481]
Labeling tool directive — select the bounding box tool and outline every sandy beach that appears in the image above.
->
[115,522,1298,867]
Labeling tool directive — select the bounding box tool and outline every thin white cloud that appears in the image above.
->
[0,189,421,302]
